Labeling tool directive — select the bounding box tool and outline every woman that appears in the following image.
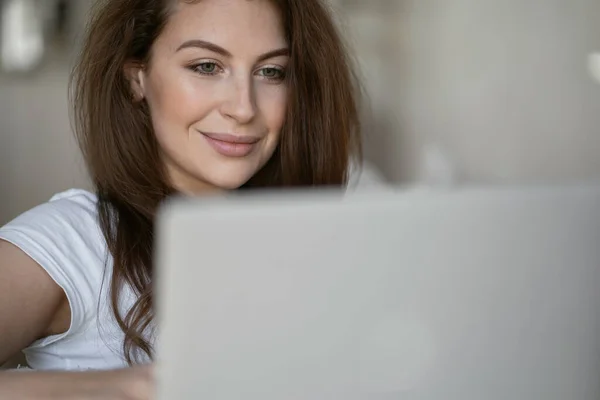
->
[0,0,361,397]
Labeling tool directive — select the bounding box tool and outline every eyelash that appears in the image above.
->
[188,61,286,82]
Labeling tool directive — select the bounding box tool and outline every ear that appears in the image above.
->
[124,61,146,101]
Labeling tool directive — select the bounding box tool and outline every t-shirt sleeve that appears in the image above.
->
[0,192,103,348]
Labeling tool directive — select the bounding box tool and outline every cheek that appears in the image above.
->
[145,73,213,134]
[257,85,288,134]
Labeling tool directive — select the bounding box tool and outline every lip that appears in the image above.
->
[199,131,260,157]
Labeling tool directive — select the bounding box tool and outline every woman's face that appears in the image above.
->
[128,0,288,193]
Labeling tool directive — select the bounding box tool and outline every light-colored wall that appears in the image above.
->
[0,55,91,225]
[0,0,92,225]
[1,0,599,223]
[337,0,600,184]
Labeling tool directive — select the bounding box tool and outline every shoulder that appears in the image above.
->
[0,189,107,343]
[24,188,99,225]
[0,187,106,284]
[1,188,102,245]
[49,188,99,213]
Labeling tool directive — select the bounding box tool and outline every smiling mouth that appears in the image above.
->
[198,131,261,157]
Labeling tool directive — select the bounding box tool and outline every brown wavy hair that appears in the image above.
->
[71,0,361,364]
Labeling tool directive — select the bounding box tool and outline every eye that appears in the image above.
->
[192,62,222,75]
[256,66,286,81]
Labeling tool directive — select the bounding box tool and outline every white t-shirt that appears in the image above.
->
[0,165,388,371]
[0,189,140,371]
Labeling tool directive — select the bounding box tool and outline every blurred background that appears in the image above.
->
[0,0,599,224]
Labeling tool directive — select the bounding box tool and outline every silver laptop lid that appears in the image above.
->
[155,185,600,400]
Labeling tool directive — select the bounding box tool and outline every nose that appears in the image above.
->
[220,76,257,124]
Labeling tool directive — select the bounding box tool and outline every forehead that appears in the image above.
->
[159,0,287,53]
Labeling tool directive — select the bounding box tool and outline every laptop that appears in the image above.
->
[154,185,600,400]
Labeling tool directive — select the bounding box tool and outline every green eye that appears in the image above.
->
[195,62,219,74]
[258,67,285,80]
[262,68,278,78]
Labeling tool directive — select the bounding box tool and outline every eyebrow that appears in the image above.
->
[176,39,289,62]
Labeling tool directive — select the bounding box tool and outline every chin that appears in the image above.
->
[202,170,257,191]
